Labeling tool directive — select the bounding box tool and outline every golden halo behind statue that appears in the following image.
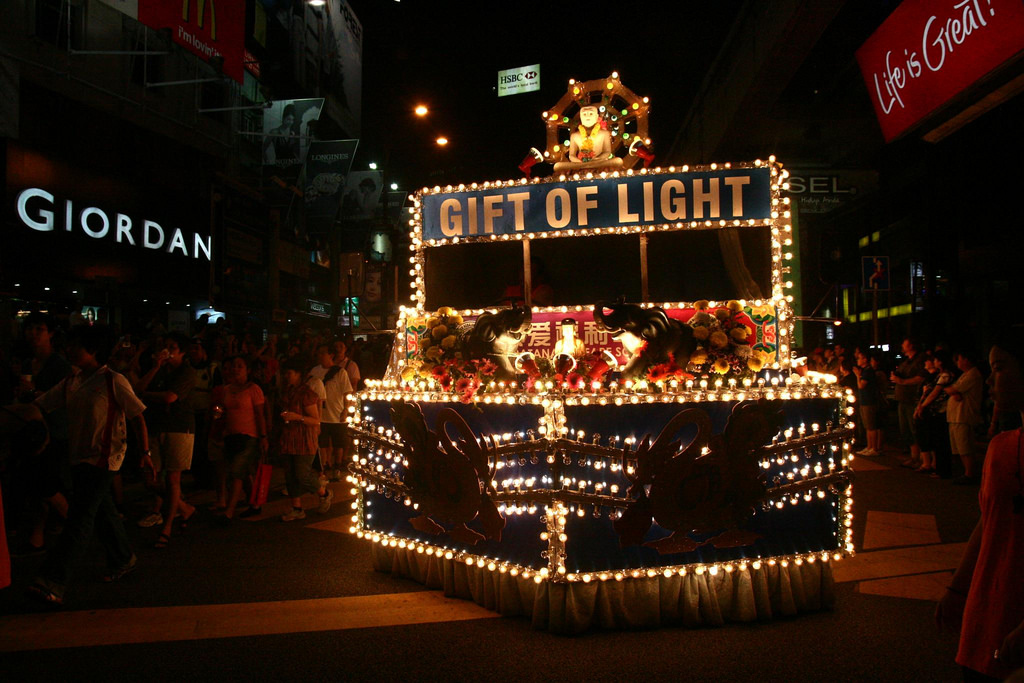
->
[540,72,651,172]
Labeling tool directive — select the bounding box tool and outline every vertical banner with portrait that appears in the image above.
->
[262,98,324,181]
[340,171,383,221]
[384,190,408,225]
[363,262,386,316]
[303,139,359,234]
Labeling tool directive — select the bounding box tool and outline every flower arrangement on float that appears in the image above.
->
[682,299,771,379]
[400,302,779,401]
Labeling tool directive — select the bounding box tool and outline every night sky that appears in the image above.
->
[346,0,747,190]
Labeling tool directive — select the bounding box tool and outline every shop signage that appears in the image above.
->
[498,64,541,97]
[307,298,332,318]
[99,0,245,83]
[15,188,212,261]
[421,168,772,241]
[856,0,1024,142]
[304,139,359,234]
[785,170,878,215]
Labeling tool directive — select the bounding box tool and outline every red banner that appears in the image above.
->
[856,0,1024,142]
[139,0,245,83]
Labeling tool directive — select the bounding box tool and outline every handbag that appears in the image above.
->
[249,460,273,508]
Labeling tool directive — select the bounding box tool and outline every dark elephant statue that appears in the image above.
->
[460,306,532,380]
[593,298,696,380]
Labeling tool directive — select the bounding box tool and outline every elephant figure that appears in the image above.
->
[460,306,532,380]
[593,298,696,381]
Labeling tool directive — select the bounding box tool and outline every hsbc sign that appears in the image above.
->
[497,64,541,97]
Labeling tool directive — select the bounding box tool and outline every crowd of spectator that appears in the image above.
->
[0,310,392,604]
[803,337,1023,483]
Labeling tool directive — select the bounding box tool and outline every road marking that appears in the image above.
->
[862,511,941,549]
[834,542,966,584]
[857,570,952,601]
[0,591,499,652]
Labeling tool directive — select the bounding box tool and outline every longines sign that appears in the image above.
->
[15,188,212,261]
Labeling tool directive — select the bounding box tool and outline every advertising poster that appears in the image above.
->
[340,171,383,221]
[497,64,540,97]
[137,0,246,83]
[862,256,890,292]
[324,0,363,132]
[263,98,324,177]
[303,139,359,234]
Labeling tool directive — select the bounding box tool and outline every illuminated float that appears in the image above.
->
[346,74,855,633]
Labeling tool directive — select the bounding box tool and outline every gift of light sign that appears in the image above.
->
[420,168,772,241]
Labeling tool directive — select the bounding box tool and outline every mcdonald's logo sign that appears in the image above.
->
[139,0,244,83]
[182,0,216,41]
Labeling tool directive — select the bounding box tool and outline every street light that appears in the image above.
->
[390,182,399,190]
[414,105,429,117]
[435,137,448,146]
[369,162,378,170]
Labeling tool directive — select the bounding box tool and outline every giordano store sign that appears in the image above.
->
[15,188,212,261]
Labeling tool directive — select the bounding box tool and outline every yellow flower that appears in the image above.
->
[710,330,729,349]
[425,346,443,361]
[418,362,436,378]
[441,335,457,349]
[730,327,749,342]
[437,306,455,317]
[713,358,730,374]
[692,326,710,341]
[714,308,731,323]
[449,314,464,326]
[431,325,448,339]
[420,336,431,349]
[426,317,441,329]
[694,300,710,312]
[727,300,743,313]
[747,356,765,372]
[401,365,418,382]
[689,349,708,366]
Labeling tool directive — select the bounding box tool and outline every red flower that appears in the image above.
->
[479,359,497,376]
[439,375,453,391]
[566,372,585,391]
[455,377,477,394]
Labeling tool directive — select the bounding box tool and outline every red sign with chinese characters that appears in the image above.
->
[139,0,245,83]
[856,0,1024,142]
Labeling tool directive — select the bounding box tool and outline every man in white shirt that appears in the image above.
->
[29,325,153,605]
[946,351,984,485]
[314,344,353,481]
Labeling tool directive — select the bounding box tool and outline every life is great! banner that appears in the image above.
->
[138,0,245,83]
[420,168,772,242]
[856,0,1024,142]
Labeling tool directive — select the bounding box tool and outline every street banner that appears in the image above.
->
[385,190,408,224]
[498,64,540,97]
[137,0,246,83]
[324,0,363,132]
[341,171,383,221]
[303,139,359,234]
[262,98,324,179]
[421,167,772,242]
[863,256,890,292]
[856,0,1024,142]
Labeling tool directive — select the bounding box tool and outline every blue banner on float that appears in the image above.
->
[421,167,772,241]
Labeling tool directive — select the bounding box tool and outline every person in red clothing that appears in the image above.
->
[937,346,1024,680]
[277,356,331,521]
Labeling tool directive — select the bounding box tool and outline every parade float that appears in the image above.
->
[344,74,855,633]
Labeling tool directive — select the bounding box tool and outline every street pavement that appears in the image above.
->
[0,444,982,682]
